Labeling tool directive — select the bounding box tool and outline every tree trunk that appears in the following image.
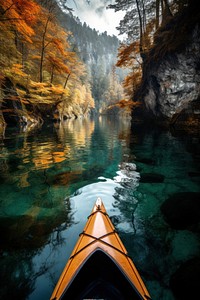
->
[161,0,173,24]
[141,0,146,37]
[50,65,54,83]
[156,0,160,29]
[163,0,172,16]
[63,73,70,89]
[39,16,50,82]
[135,0,144,55]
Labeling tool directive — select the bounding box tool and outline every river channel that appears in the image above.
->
[0,116,199,300]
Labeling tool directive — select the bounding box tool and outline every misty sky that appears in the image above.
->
[64,0,125,37]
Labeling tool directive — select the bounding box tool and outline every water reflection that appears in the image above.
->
[1,251,35,299]
[0,202,74,299]
[0,117,132,299]
[55,118,95,148]
[0,118,199,300]
[112,126,200,300]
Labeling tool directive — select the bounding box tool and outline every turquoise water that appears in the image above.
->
[0,117,199,300]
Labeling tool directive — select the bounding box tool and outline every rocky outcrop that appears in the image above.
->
[53,100,95,122]
[0,77,42,128]
[1,77,24,125]
[143,27,200,119]
[135,1,200,127]
[0,77,94,127]
[53,102,79,122]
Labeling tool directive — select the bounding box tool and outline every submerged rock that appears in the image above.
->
[170,257,200,300]
[135,157,156,165]
[140,173,165,183]
[161,192,200,229]
[0,211,68,250]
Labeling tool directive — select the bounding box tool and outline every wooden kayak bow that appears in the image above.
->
[50,197,151,300]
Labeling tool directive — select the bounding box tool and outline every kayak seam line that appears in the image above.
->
[82,232,132,258]
[77,232,152,299]
[69,232,152,299]
[69,231,131,260]
[87,210,108,219]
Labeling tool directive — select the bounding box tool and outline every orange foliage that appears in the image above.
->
[116,42,142,98]
[117,41,141,68]
[118,99,140,108]
[123,70,142,96]
[51,38,66,55]
[31,5,72,83]
[0,0,95,117]
[0,0,40,42]
[47,55,70,75]
[12,0,39,25]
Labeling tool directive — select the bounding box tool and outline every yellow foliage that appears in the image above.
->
[0,0,95,117]
[11,64,27,77]
[31,55,41,61]
[30,81,50,89]
[50,85,68,95]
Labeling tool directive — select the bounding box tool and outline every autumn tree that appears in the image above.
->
[116,41,142,98]
[31,1,65,82]
[62,50,84,89]
[99,65,124,113]
[46,55,68,84]
[0,0,39,42]
[0,0,96,121]
[109,0,157,57]
[0,0,39,73]
[108,0,192,101]
[109,0,191,54]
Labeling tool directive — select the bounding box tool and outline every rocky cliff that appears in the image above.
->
[0,77,92,134]
[135,0,200,128]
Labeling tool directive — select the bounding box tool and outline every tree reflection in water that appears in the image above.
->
[0,118,199,300]
[0,200,75,299]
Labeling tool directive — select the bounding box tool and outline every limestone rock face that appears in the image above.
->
[134,0,200,126]
[143,26,200,120]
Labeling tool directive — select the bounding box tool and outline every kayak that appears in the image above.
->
[50,198,151,300]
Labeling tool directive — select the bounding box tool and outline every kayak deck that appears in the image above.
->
[60,249,146,299]
[50,198,151,300]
